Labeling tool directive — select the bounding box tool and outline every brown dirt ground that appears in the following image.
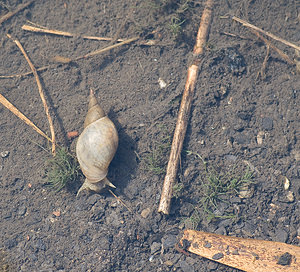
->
[0,0,299,271]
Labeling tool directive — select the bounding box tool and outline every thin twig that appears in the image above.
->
[7,34,56,155]
[0,1,34,25]
[108,189,133,213]
[76,36,139,60]
[232,16,300,52]
[22,24,126,42]
[158,0,214,215]
[256,44,269,81]
[0,93,52,142]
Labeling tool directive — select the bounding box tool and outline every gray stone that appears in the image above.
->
[178,260,194,272]
[161,234,177,249]
[261,117,273,130]
[274,229,288,243]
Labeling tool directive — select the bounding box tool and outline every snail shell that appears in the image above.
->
[76,89,118,195]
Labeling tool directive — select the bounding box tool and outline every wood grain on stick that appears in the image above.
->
[181,230,300,272]
[158,0,214,214]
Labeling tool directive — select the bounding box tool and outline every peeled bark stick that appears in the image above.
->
[232,16,300,52]
[0,93,52,142]
[158,0,214,214]
[7,34,56,155]
[0,1,34,25]
[180,230,300,272]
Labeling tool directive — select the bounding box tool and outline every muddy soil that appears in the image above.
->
[0,0,299,271]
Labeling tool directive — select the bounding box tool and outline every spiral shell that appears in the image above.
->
[76,90,118,195]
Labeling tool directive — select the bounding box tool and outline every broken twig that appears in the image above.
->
[7,34,56,155]
[22,24,126,42]
[158,0,214,214]
[232,16,300,52]
[0,93,52,142]
[180,230,300,272]
[0,1,34,25]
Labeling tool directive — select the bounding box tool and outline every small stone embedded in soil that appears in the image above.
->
[286,191,294,202]
[238,184,254,199]
[0,151,9,158]
[164,260,173,266]
[212,252,224,260]
[282,176,290,190]
[180,202,194,217]
[141,207,151,218]
[274,229,288,243]
[178,260,195,272]
[161,234,177,249]
[261,117,273,130]
[277,252,292,266]
[207,260,219,270]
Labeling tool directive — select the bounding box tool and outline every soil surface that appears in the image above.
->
[0,0,299,271]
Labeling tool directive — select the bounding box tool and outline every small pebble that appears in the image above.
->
[141,207,151,218]
[274,229,288,243]
[261,117,273,130]
[286,191,294,202]
[161,234,177,249]
[1,151,9,158]
[277,252,292,265]
[164,260,173,266]
[158,78,167,89]
[178,260,194,272]
[283,176,290,190]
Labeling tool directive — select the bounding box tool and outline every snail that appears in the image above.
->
[76,89,118,195]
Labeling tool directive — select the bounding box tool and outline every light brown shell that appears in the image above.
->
[76,90,118,194]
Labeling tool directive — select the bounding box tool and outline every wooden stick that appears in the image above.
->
[180,230,300,272]
[158,0,214,214]
[7,34,56,155]
[0,1,34,25]
[0,93,52,142]
[232,16,300,52]
[22,24,126,42]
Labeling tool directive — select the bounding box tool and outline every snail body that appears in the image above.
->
[76,90,118,195]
